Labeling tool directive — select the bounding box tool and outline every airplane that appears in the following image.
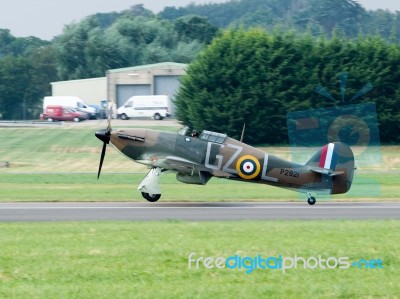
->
[95,119,355,205]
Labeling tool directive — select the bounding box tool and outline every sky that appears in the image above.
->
[1,0,400,40]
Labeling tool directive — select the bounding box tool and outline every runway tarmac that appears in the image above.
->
[0,202,399,221]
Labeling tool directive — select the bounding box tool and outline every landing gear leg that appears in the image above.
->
[307,192,316,205]
[138,167,162,202]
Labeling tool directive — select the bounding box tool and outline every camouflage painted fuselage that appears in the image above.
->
[109,128,354,195]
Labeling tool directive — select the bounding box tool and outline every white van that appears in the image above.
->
[117,95,171,120]
[43,96,97,119]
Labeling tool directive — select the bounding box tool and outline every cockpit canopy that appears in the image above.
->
[198,130,227,144]
[178,126,227,144]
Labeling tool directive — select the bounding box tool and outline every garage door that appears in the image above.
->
[116,84,151,107]
[154,76,181,116]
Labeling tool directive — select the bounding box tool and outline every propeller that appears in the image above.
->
[95,101,113,179]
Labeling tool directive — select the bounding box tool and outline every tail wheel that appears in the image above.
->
[142,192,161,202]
[307,196,316,205]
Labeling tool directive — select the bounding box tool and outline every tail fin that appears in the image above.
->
[306,142,355,194]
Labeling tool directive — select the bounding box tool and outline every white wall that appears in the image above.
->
[51,77,107,105]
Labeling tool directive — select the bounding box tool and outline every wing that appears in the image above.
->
[158,156,202,173]
[155,156,232,177]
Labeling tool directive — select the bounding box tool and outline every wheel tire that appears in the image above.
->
[120,113,129,120]
[47,118,53,122]
[73,117,80,122]
[141,192,161,202]
[154,113,162,120]
[307,196,316,205]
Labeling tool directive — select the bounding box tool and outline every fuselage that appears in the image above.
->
[108,128,345,194]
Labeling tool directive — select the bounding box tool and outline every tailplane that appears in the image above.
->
[306,142,355,194]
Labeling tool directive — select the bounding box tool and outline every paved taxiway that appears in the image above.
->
[0,202,399,221]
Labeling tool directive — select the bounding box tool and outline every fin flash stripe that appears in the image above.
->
[319,143,338,170]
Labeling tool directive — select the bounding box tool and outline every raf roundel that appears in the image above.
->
[236,155,261,180]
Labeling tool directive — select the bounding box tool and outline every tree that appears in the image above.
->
[305,0,367,35]
[175,28,400,144]
[0,28,57,120]
[0,45,58,120]
[159,0,400,41]
[52,14,209,80]
[0,29,50,57]
[0,56,35,119]
[175,29,298,144]
[52,17,101,80]
[174,15,219,44]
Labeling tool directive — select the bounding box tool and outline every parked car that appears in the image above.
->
[43,96,97,119]
[43,105,89,122]
[89,104,107,119]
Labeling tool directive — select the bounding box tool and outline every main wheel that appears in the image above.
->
[141,192,161,202]
[307,196,316,205]
[120,113,129,120]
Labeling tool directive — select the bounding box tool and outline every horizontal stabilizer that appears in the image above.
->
[309,167,344,176]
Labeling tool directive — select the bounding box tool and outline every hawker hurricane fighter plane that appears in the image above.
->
[96,121,355,205]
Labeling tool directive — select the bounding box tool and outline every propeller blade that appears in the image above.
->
[97,142,107,180]
[96,102,113,179]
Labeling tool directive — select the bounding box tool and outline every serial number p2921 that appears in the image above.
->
[280,169,299,178]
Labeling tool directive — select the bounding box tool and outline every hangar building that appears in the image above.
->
[51,62,187,116]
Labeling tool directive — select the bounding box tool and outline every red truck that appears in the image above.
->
[43,105,89,122]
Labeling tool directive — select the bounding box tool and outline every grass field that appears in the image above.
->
[0,126,146,173]
[0,220,398,298]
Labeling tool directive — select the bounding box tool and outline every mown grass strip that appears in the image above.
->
[0,173,398,202]
[0,220,398,298]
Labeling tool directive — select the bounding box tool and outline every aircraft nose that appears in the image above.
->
[95,129,110,144]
